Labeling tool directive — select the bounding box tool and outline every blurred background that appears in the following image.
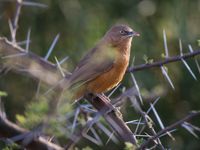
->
[0,0,200,149]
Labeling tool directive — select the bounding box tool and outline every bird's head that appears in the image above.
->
[104,24,140,47]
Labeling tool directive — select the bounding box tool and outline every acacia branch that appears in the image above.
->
[0,114,64,150]
[0,37,62,85]
[139,111,200,149]
[85,94,137,145]
[1,37,200,79]
[128,50,200,72]
[0,37,137,147]
[1,36,200,148]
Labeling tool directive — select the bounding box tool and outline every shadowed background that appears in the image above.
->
[0,0,200,149]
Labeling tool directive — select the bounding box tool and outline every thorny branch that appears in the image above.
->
[0,38,138,148]
[1,37,200,77]
[127,50,200,72]
[139,111,200,149]
[0,112,64,150]
[11,0,23,43]
[1,36,200,148]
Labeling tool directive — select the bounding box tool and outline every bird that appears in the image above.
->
[60,24,140,101]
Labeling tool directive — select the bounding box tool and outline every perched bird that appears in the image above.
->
[61,24,139,100]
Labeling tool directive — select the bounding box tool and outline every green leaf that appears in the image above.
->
[16,114,26,125]
[143,55,154,64]
[197,40,200,47]
[161,53,166,58]
[143,54,148,64]
[124,142,136,150]
[0,91,7,97]
[82,146,93,150]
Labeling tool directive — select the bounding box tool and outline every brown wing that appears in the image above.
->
[68,46,116,89]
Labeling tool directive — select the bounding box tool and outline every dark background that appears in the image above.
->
[0,0,200,149]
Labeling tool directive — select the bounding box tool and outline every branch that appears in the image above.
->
[66,94,139,148]
[1,37,200,148]
[85,94,137,145]
[1,37,200,84]
[0,114,64,150]
[0,37,63,85]
[0,37,137,147]
[128,50,200,72]
[139,111,200,149]
[11,0,23,43]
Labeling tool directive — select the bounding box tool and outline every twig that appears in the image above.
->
[139,111,200,149]
[11,0,23,43]
[0,38,63,85]
[85,94,137,145]
[128,50,200,72]
[1,37,200,149]
[0,113,64,150]
[1,37,200,81]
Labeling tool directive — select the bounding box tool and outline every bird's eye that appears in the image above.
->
[120,30,126,35]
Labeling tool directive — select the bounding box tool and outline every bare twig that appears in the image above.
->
[85,94,137,145]
[11,0,23,43]
[1,37,200,81]
[139,111,200,149]
[1,36,200,149]
[0,113,64,150]
[0,38,63,85]
[128,50,200,72]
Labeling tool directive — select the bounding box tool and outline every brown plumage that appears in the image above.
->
[62,24,139,100]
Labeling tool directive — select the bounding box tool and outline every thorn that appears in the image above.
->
[182,122,199,138]
[55,56,65,77]
[163,29,169,58]
[135,134,152,138]
[2,53,26,59]
[43,78,65,96]
[22,1,48,8]
[58,56,69,65]
[179,39,183,56]
[161,66,175,90]
[134,117,142,134]
[188,45,200,74]
[150,103,175,140]
[90,127,103,145]
[126,120,145,125]
[80,104,96,113]
[96,122,119,144]
[159,129,177,139]
[83,133,102,146]
[82,123,103,146]
[0,99,6,119]
[17,40,31,46]
[25,28,31,52]
[105,132,116,145]
[8,19,15,43]
[194,59,200,74]
[131,56,136,67]
[44,34,60,60]
[181,59,197,80]
[188,44,194,53]
[130,73,143,105]
[146,97,160,114]
[108,83,121,98]
[35,81,41,98]
[71,108,80,134]
[129,96,142,113]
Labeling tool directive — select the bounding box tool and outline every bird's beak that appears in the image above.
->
[127,31,140,37]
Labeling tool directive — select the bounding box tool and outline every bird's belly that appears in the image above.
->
[86,61,128,93]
